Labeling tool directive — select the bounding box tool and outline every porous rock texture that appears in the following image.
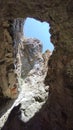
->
[0,0,73,130]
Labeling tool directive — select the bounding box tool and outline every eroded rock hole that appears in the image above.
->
[0,18,54,128]
[13,18,54,123]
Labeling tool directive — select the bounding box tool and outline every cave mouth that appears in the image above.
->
[23,17,54,53]
[0,18,53,128]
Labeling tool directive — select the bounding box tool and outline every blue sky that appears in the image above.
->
[23,17,54,52]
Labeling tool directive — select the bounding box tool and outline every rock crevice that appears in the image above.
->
[0,19,51,129]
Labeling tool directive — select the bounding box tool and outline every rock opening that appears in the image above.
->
[0,18,51,128]
[24,17,54,53]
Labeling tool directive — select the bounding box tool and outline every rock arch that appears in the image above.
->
[0,0,73,129]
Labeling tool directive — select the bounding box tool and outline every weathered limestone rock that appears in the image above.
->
[0,20,18,99]
[20,38,42,78]
[0,0,73,129]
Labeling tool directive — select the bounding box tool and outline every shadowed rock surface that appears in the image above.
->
[0,0,73,130]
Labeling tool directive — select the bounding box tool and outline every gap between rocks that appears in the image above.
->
[0,18,53,129]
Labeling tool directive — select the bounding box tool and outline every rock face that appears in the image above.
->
[19,38,43,78]
[0,0,73,130]
[0,20,19,113]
